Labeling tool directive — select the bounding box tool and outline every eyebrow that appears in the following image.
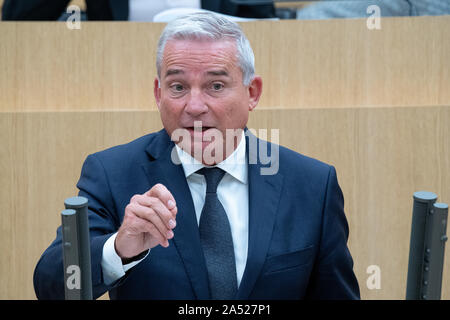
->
[165,69,184,77]
[164,69,230,78]
[206,70,229,77]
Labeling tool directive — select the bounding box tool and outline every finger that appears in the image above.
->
[139,216,169,247]
[138,217,170,248]
[146,184,177,213]
[148,197,177,230]
[131,203,174,240]
[132,195,177,230]
[169,205,177,218]
[124,209,169,247]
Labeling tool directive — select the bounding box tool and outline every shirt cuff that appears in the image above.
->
[101,232,149,285]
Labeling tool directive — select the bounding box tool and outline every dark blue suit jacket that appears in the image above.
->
[33,129,360,299]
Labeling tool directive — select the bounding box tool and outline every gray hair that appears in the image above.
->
[156,12,255,86]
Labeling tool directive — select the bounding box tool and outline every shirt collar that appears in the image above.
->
[174,130,247,184]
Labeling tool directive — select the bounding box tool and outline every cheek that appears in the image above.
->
[236,109,249,128]
[159,99,183,130]
[222,98,250,128]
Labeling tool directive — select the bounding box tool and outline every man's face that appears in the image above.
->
[154,39,262,164]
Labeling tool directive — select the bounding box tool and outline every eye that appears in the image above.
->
[211,82,224,91]
[170,83,184,92]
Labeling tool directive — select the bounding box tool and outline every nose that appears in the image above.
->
[184,88,208,117]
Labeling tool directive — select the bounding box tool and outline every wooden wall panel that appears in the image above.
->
[0,106,448,299]
[1,17,449,300]
[249,106,450,299]
[0,111,163,299]
[1,17,449,111]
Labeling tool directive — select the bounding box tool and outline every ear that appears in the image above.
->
[154,77,161,110]
[248,75,262,111]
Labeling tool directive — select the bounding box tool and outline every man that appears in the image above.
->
[2,0,275,20]
[33,12,360,300]
[295,0,450,20]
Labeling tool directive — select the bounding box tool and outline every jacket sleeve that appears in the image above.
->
[2,0,70,20]
[305,166,361,299]
[33,154,121,299]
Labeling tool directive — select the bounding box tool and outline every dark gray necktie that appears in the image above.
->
[198,167,238,300]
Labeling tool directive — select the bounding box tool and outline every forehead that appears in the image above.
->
[161,39,239,73]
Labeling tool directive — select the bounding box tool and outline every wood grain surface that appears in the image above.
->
[0,17,449,300]
[0,106,449,299]
[1,17,449,111]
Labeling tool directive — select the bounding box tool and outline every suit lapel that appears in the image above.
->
[141,129,283,300]
[236,132,284,299]
[142,130,210,299]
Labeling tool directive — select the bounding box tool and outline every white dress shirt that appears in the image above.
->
[102,131,249,287]
[128,0,200,21]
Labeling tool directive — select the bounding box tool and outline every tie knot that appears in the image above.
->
[198,167,226,193]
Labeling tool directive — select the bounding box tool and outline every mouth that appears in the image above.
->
[186,126,214,132]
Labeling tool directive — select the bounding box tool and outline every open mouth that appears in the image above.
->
[186,126,213,132]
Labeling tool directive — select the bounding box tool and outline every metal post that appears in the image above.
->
[406,191,437,299]
[421,203,448,299]
[406,191,448,300]
[61,209,81,300]
[62,196,93,300]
